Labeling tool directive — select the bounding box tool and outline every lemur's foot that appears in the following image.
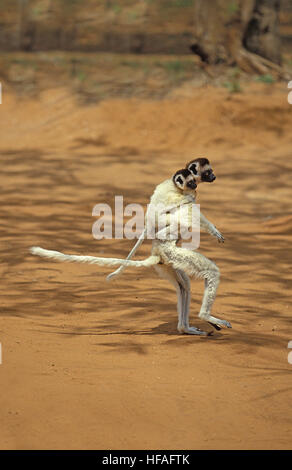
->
[217,233,225,243]
[204,315,232,330]
[208,322,221,331]
[178,326,210,336]
[213,228,225,243]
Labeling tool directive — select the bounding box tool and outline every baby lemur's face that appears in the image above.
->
[186,158,216,184]
[172,169,197,192]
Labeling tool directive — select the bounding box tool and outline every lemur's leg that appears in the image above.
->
[175,269,193,333]
[157,242,232,330]
[198,271,232,330]
[154,263,208,335]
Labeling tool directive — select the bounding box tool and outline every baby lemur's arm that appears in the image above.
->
[200,212,224,243]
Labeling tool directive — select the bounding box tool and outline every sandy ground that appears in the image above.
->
[0,80,292,450]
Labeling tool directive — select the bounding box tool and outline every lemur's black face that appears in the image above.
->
[173,168,197,191]
[187,158,216,184]
[201,167,216,183]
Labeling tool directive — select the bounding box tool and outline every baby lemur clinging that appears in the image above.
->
[108,158,224,280]
[30,158,231,335]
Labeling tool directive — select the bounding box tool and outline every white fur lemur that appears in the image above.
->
[107,157,230,335]
[151,158,231,335]
[107,157,224,281]
[30,159,231,335]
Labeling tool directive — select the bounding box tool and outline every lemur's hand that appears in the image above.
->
[213,227,225,243]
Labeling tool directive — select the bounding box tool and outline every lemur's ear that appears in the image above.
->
[173,168,190,190]
[187,162,198,175]
[173,174,185,190]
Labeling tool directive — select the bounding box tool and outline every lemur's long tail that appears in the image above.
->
[30,246,160,268]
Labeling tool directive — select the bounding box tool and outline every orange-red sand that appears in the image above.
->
[0,82,291,449]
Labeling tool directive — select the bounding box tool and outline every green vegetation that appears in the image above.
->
[32,6,42,17]
[120,58,194,81]
[223,68,242,93]
[11,57,37,69]
[171,0,195,7]
[284,57,292,67]
[127,11,138,21]
[155,60,184,82]
[77,71,86,82]
[57,0,82,5]
[157,59,193,74]
[112,4,122,14]
[120,60,141,69]
[158,0,195,8]
[227,1,239,15]
[164,60,185,74]
[255,74,276,84]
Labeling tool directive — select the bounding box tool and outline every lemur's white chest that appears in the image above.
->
[146,179,197,240]
[148,179,196,208]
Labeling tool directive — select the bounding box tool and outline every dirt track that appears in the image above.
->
[0,82,292,449]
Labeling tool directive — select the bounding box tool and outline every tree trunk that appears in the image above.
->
[243,0,281,64]
[191,0,286,77]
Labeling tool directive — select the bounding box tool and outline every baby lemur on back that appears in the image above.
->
[107,157,229,335]
[108,157,224,280]
[30,158,231,335]
[151,158,231,335]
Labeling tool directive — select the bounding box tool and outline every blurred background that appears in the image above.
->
[0,0,291,100]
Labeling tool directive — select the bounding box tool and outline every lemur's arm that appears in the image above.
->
[106,227,147,281]
[200,212,224,243]
[106,202,177,281]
